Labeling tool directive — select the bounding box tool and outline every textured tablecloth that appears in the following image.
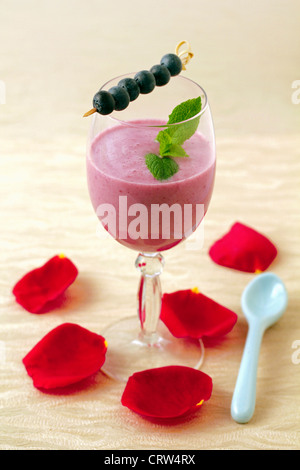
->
[0,0,299,450]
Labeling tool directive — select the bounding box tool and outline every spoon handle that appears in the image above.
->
[231,322,264,423]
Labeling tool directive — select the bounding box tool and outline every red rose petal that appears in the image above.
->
[121,366,212,418]
[160,289,237,339]
[23,323,107,389]
[12,255,78,313]
[209,222,277,273]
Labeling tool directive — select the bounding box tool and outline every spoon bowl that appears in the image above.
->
[231,272,288,424]
[241,272,288,328]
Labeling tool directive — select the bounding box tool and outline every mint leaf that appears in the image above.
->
[167,96,202,124]
[156,130,173,155]
[145,153,179,181]
[160,144,188,158]
[157,96,202,157]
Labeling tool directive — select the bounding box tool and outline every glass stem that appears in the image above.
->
[135,252,165,346]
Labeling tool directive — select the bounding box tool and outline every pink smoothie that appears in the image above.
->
[87,119,215,252]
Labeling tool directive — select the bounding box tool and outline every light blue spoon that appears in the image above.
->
[231,272,288,424]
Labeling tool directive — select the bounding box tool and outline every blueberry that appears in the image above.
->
[160,53,182,76]
[108,86,130,111]
[134,70,156,94]
[118,77,140,101]
[93,90,115,115]
[150,64,171,86]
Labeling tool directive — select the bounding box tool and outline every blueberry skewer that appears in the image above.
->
[83,42,193,118]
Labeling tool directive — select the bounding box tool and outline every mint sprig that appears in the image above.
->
[145,96,202,181]
[157,96,202,156]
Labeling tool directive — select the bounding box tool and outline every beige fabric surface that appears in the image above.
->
[0,0,299,450]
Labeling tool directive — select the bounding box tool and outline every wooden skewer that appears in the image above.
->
[83,107,96,117]
[175,40,194,71]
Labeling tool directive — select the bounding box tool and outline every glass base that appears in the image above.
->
[101,316,205,382]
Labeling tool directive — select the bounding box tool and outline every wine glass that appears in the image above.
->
[86,73,216,381]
